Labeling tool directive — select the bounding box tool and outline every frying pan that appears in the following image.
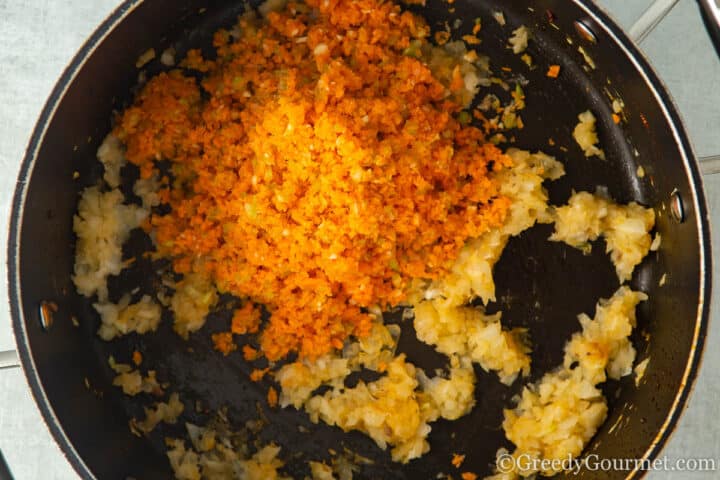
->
[3,0,716,478]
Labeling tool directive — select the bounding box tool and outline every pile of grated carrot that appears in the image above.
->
[115,0,511,361]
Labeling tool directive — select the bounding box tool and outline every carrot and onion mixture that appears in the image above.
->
[115,0,511,360]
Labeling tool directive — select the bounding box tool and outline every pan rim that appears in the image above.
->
[6,2,144,479]
[5,1,712,479]
[571,1,713,478]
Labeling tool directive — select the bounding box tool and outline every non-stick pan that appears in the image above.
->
[4,0,716,478]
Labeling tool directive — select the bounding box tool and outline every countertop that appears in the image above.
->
[0,0,718,478]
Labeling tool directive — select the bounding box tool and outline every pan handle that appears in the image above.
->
[0,350,19,370]
[698,0,720,55]
[699,155,720,175]
[628,0,680,44]
[629,0,720,55]
[0,355,18,479]
[629,1,720,176]
[0,451,14,480]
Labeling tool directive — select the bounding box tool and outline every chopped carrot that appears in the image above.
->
[473,109,500,136]
[243,345,260,361]
[434,31,451,45]
[547,64,561,78]
[267,387,278,407]
[451,453,465,468]
[250,368,270,382]
[158,188,171,204]
[612,113,621,124]
[501,66,512,72]
[212,332,236,356]
[114,0,511,361]
[464,50,479,62]
[449,64,465,92]
[231,303,261,335]
[462,34,481,45]
[122,257,137,268]
[461,473,477,480]
[180,49,214,72]
[132,350,143,366]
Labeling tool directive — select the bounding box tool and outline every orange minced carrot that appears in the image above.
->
[546,64,561,78]
[267,387,278,408]
[640,112,649,128]
[115,0,512,362]
[452,453,465,468]
[212,332,236,356]
[450,64,465,92]
[250,368,270,382]
[132,350,143,366]
[122,257,137,268]
[461,473,477,480]
[139,217,152,233]
[242,345,259,361]
[612,113,621,124]
[231,303,261,335]
[434,31,451,45]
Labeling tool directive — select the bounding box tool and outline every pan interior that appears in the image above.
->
[12,0,705,479]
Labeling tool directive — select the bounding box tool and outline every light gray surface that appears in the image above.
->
[0,0,718,478]
[638,0,720,158]
[0,2,122,479]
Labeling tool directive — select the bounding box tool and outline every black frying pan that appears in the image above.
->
[5,0,715,478]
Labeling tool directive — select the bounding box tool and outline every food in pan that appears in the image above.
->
[71,0,655,477]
